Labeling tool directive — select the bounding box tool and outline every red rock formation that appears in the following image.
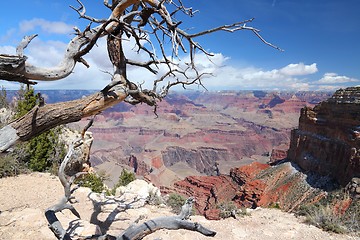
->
[128,155,150,176]
[228,162,327,211]
[172,161,327,219]
[151,156,164,169]
[173,175,240,220]
[269,144,289,164]
[230,162,269,185]
[287,87,360,186]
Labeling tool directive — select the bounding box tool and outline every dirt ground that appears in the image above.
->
[0,173,357,240]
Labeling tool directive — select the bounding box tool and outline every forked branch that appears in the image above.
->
[45,125,93,240]
[0,0,282,154]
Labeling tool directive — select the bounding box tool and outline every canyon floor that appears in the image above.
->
[0,173,357,240]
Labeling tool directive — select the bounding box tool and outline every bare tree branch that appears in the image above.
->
[70,0,107,23]
[16,34,38,57]
[45,124,93,240]
[0,1,285,239]
[118,197,216,239]
[0,0,282,149]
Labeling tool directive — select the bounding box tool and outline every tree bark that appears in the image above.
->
[117,216,216,240]
[0,54,34,84]
[0,87,127,152]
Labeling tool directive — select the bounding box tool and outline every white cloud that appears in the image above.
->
[279,63,318,76]
[19,18,73,35]
[316,72,359,84]
[0,45,16,55]
[2,41,320,91]
[198,56,317,91]
[2,32,354,92]
[315,85,345,91]
[25,39,67,67]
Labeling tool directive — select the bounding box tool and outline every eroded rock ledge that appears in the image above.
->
[288,87,360,186]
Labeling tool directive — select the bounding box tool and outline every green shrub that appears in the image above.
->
[303,204,347,234]
[217,201,249,218]
[12,85,66,173]
[13,85,37,119]
[0,153,27,177]
[116,169,136,187]
[146,191,163,206]
[268,202,281,209]
[27,130,59,172]
[0,85,9,109]
[76,173,106,193]
[108,169,136,195]
[166,193,187,214]
[297,193,360,235]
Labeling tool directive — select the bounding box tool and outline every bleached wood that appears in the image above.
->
[0,1,280,238]
[117,216,216,240]
[0,125,19,152]
[0,86,127,152]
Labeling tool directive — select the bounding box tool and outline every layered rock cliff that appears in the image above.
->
[170,88,360,219]
[170,162,328,220]
[288,87,360,186]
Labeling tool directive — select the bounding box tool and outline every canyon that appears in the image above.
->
[9,88,359,219]
[72,90,332,187]
[166,88,360,219]
[2,88,359,235]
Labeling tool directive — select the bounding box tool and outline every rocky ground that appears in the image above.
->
[0,173,357,240]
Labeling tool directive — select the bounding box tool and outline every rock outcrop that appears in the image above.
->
[168,88,360,219]
[162,146,232,175]
[172,175,240,220]
[171,162,327,219]
[288,87,360,186]
[230,162,327,211]
[115,179,162,208]
[269,144,289,164]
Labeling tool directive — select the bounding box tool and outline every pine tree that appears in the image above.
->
[14,84,37,119]
[0,86,9,109]
[14,85,66,172]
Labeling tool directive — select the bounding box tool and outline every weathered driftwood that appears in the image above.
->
[0,86,127,152]
[46,122,215,240]
[45,140,85,240]
[118,216,216,240]
[117,197,216,240]
[45,121,94,240]
[0,54,35,84]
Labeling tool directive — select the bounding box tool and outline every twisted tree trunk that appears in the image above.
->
[0,87,127,152]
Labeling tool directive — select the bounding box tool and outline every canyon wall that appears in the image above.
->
[168,161,327,220]
[169,88,359,219]
[84,90,331,186]
[287,87,360,186]
[79,91,300,185]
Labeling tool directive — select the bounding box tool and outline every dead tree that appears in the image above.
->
[0,0,280,239]
[46,119,216,239]
[0,0,280,152]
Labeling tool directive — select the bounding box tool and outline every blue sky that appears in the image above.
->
[0,0,359,91]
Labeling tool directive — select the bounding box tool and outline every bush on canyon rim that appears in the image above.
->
[297,191,360,235]
[166,193,187,214]
[76,173,106,193]
[115,169,136,187]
